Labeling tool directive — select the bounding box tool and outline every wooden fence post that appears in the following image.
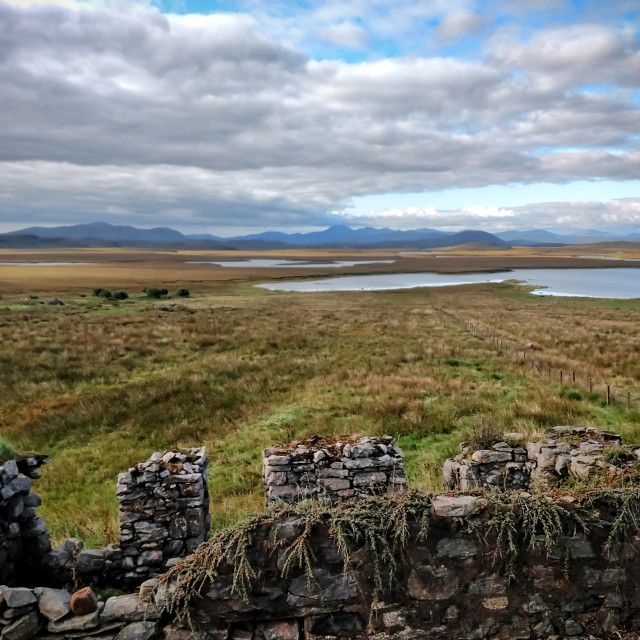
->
[628,392,631,411]
[572,371,575,383]
[607,385,611,405]
[589,378,592,393]
[560,370,563,384]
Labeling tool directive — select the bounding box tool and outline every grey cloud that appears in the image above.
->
[0,2,639,231]
[435,10,484,42]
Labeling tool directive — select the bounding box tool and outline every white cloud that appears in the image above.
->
[0,2,639,231]
[317,21,368,48]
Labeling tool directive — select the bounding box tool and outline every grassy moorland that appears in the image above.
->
[1,248,640,547]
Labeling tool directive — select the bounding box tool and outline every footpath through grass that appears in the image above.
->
[1,284,638,546]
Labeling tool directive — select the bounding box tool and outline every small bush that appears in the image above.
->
[176,288,190,298]
[464,419,503,450]
[143,287,169,299]
[112,291,129,300]
[93,288,113,298]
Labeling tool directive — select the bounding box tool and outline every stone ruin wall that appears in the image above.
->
[262,436,407,503]
[189,493,640,640]
[0,458,51,584]
[444,425,629,493]
[40,448,210,589]
[115,447,210,584]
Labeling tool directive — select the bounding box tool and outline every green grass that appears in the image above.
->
[2,283,640,546]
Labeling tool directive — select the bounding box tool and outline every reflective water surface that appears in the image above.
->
[258,268,640,299]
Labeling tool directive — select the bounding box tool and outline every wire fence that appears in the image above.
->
[445,310,640,414]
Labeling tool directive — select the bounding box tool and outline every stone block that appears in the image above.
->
[113,622,160,640]
[288,568,358,602]
[431,495,484,517]
[33,588,71,622]
[76,549,106,575]
[435,538,479,558]
[103,595,159,622]
[352,471,387,487]
[471,450,512,464]
[0,611,42,640]
[307,613,364,636]
[3,590,36,609]
[48,603,103,633]
[408,566,459,600]
[317,478,351,491]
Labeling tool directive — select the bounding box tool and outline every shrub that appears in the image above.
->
[93,288,113,298]
[176,288,190,298]
[143,287,169,299]
[112,291,129,300]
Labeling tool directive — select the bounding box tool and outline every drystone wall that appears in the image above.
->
[444,426,629,492]
[176,493,640,640]
[262,436,406,503]
[40,448,210,589]
[0,457,51,585]
[0,580,183,640]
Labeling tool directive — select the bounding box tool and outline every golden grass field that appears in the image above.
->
[1,243,640,546]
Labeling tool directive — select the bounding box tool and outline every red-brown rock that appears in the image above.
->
[70,587,98,616]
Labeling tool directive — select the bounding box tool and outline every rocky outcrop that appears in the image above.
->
[262,436,406,503]
[444,426,632,493]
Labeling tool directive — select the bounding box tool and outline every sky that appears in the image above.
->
[1,0,640,235]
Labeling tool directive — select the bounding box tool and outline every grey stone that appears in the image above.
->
[1,611,42,640]
[435,538,479,558]
[103,595,159,623]
[288,568,358,602]
[133,521,167,543]
[138,579,158,603]
[604,592,623,608]
[33,588,71,622]
[555,454,571,475]
[431,495,484,517]
[408,566,459,600]
[76,550,106,575]
[459,464,481,491]
[351,444,378,458]
[3,460,19,479]
[3,590,36,609]
[48,604,103,633]
[265,455,290,466]
[317,477,351,491]
[442,459,456,487]
[308,613,364,636]
[468,575,506,596]
[563,619,583,636]
[113,622,160,640]
[168,514,188,539]
[471,450,512,464]
[522,593,549,614]
[352,471,387,487]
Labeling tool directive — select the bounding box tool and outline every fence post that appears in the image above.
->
[548,367,551,378]
[589,378,592,393]
[560,370,563,384]
[628,392,631,411]
[607,385,611,405]
[572,371,575,383]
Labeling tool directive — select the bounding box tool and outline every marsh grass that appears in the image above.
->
[1,280,639,545]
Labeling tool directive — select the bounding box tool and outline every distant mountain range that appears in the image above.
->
[1,222,639,250]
